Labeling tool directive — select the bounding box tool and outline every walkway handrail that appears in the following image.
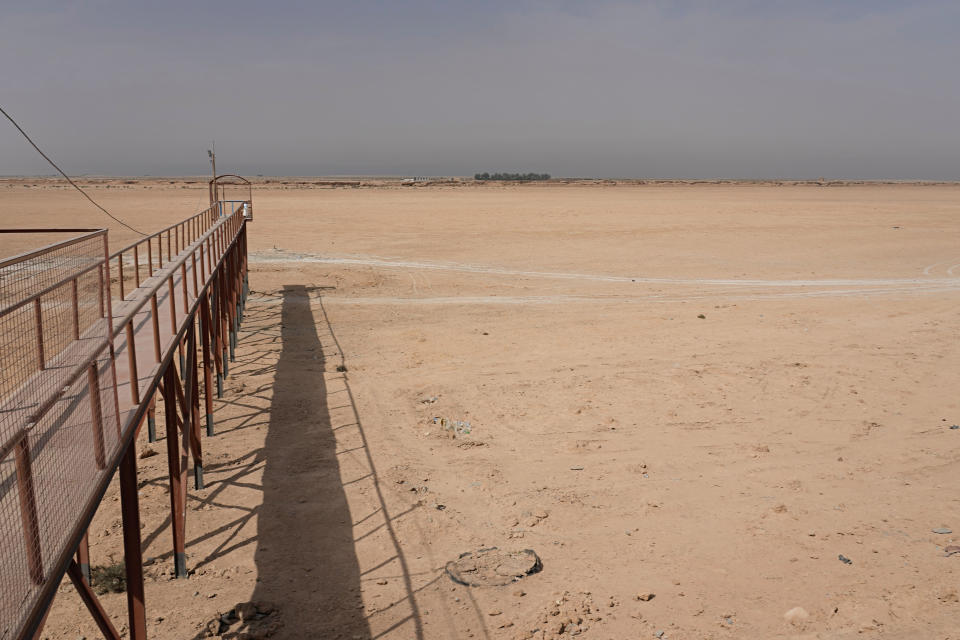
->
[107,204,223,301]
[110,203,241,335]
[1,197,251,640]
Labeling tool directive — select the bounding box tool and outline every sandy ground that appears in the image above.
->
[3,180,960,639]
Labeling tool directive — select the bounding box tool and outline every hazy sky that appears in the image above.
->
[2,1,959,179]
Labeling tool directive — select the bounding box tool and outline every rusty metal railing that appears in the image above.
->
[0,229,120,640]
[1,197,251,640]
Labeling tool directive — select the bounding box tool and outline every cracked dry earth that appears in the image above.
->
[5,180,960,639]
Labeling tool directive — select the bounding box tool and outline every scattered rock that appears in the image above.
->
[784,606,809,624]
[515,591,603,640]
[139,447,158,459]
[635,592,655,601]
[488,609,502,616]
[944,545,960,556]
[933,527,953,534]
[838,554,852,565]
[336,364,347,372]
[697,314,706,319]
[569,466,585,471]
[950,425,959,430]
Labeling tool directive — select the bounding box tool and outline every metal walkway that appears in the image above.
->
[1,183,252,640]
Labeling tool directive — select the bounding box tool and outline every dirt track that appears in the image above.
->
[5,180,960,639]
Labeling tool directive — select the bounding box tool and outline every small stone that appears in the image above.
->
[838,554,852,564]
[139,447,157,459]
[654,631,665,638]
[635,593,655,601]
[513,589,526,597]
[533,509,549,519]
[570,466,585,471]
[488,609,502,616]
[933,527,953,534]
[376,579,388,585]
[784,607,809,624]
[235,602,257,621]
[944,545,960,556]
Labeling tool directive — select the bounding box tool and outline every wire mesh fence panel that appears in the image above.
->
[0,231,119,640]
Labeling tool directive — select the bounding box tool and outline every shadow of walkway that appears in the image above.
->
[249,284,371,638]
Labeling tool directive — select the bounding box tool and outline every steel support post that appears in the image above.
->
[76,530,91,585]
[118,439,147,640]
[162,365,188,578]
[200,294,215,435]
[147,393,157,443]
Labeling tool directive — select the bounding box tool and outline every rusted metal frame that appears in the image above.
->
[191,251,199,298]
[28,603,51,640]
[125,323,140,405]
[200,237,208,283]
[146,237,153,278]
[15,435,44,584]
[75,531,91,584]
[241,224,249,311]
[118,438,147,640]
[167,229,172,263]
[180,261,189,309]
[227,247,237,362]
[133,244,140,287]
[33,298,45,370]
[146,291,160,441]
[65,560,122,640]
[71,279,80,339]
[168,275,178,336]
[109,206,213,264]
[156,234,162,269]
[0,337,113,459]
[219,266,230,377]
[87,364,106,469]
[0,258,106,320]
[181,318,203,489]
[162,363,188,578]
[16,420,145,640]
[211,278,224,396]
[174,224,179,256]
[146,393,157,442]
[98,265,105,317]
[200,294,214,435]
[14,233,128,640]
[0,228,104,270]
[117,252,125,299]
[150,293,162,362]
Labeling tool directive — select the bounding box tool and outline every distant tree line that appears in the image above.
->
[474,172,551,181]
